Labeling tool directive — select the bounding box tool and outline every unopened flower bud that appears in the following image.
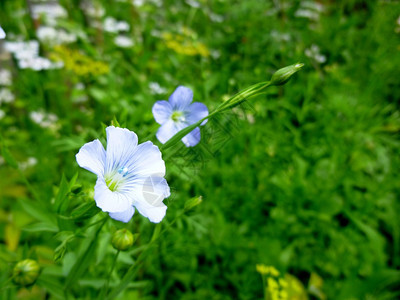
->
[184,196,203,212]
[112,229,137,251]
[13,259,40,286]
[270,63,304,86]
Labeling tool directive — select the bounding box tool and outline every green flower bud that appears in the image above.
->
[112,229,137,251]
[13,259,40,286]
[184,196,203,212]
[270,63,304,86]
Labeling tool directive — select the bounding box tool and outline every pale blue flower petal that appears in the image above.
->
[76,139,106,177]
[105,126,138,173]
[133,175,170,205]
[169,86,193,110]
[94,177,133,213]
[109,206,135,223]
[126,141,166,177]
[182,127,201,147]
[0,26,5,39]
[152,100,173,125]
[134,198,168,223]
[77,126,170,223]
[156,119,183,144]
[187,102,209,125]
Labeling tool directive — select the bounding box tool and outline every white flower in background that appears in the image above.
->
[185,0,200,8]
[151,0,163,7]
[5,40,62,71]
[150,29,162,37]
[20,157,38,171]
[0,70,12,86]
[81,1,105,18]
[396,16,400,33]
[18,57,62,71]
[271,30,291,43]
[209,13,224,23]
[0,110,5,120]
[76,126,170,223]
[210,50,221,59]
[133,0,162,7]
[114,35,134,48]
[305,44,326,64]
[104,17,130,33]
[301,1,324,13]
[132,0,145,6]
[295,1,324,21]
[0,88,15,104]
[5,40,40,60]
[31,3,67,25]
[0,26,6,39]
[73,83,88,103]
[30,110,59,129]
[75,83,85,90]
[295,9,319,20]
[149,82,167,95]
[30,111,46,124]
[37,26,77,45]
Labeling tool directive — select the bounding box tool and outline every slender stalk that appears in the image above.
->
[106,210,186,299]
[100,250,120,298]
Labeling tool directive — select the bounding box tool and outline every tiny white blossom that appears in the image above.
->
[0,70,12,86]
[37,26,77,45]
[104,17,130,33]
[0,88,15,104]
[132,0,145,6]
[305,44,326,64]
[20,157,38,171]
[185,0,200,8]
[149,82,167,95]
[114,35,134,48]
[31,3,68,25]
[30,110,59,129]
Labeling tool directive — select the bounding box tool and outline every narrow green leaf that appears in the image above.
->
[22,222,59,233]
[70,201,99,219]
[0,144,18,169]
[18,198,57,227]
[64,217,107,289]
[54,174,69,213]
[37,275,66,300]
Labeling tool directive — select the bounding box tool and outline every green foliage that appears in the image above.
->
[1,0,400,299]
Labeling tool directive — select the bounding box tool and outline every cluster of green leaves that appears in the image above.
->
[1,0,400,299]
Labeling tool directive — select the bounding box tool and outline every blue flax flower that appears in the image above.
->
[76,126,170,223]
[153,86,208,147]
[0,26,5,39]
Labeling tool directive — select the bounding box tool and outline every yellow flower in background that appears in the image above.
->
[256,264,310,300]
[50,45,109,76]
[256,264,280,277]
[162,27,210,57]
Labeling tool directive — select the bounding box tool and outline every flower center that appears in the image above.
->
[105,167,129,192]
[171,111,186,122]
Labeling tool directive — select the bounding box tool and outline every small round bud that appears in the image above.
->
[13,259,40,286]
[270,63,304,86]
[112,229,136,251]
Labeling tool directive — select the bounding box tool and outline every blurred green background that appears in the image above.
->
[0,0,400,299]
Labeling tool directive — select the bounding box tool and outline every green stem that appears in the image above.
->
[160,81,272,151]
[106,210,186,299]
[101,250,120,298]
